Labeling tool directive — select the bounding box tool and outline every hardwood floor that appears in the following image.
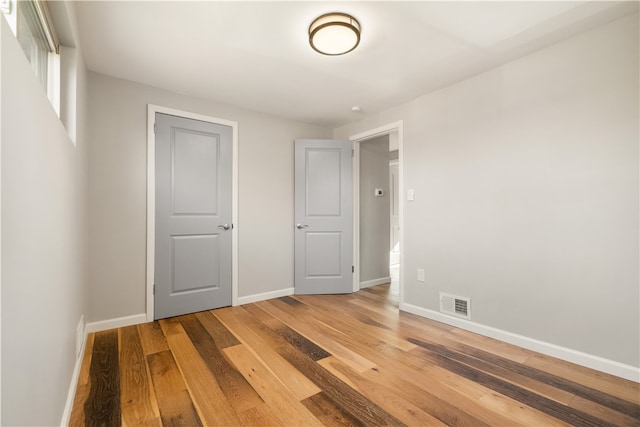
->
[70,284,639,426]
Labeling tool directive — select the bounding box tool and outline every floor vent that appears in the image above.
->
[440,292,471,320]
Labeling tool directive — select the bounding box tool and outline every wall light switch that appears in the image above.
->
[407,189,415,201]
[0,0,11,14]
[417,268,425,282]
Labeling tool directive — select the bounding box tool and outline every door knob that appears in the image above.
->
[296,224,309,229]
[218,224,230,231]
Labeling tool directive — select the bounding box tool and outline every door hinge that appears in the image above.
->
[153,123,157,134]
[153,285,155,295]
[352,266,355,273]
[352,149,354,157]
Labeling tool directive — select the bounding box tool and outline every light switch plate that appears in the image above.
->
[407,189,415,201]
[1,0,11,14]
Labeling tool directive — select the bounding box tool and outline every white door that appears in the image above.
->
[389,160,400,266]
[294,139,353,294]
[154,113,232,319]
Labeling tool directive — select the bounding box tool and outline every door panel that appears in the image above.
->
[295,139,353,295]
[172,129,219,215]
[155,113,232,319]
[171,234,220,293]
[306,232,342,276]
[306,149,342,216]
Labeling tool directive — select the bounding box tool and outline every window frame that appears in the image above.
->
[3,0,61,114]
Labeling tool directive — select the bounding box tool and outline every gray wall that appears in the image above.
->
[335,14,639,367]
[359,135,390,284]
[1,14,89,426]
[87,73,331,322]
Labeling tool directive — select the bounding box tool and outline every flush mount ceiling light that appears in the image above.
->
[309,12,361,56]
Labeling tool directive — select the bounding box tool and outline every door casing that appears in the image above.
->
[146,104,239,322]
[350,121,404,302]
[389,159,400,266]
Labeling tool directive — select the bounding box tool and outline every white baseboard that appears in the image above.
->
[60,328,88,426]
[86,313,147,333]
[360,277,391,289]
[400,302,640,383]
[237,287,294,306]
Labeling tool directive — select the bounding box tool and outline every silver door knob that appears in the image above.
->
[218,224,230,231]
[296,224,309,229]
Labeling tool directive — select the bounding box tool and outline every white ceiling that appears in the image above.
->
[73,1,638,127]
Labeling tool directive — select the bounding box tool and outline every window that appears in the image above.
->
[16,0,59,95]
[3,0,60,113]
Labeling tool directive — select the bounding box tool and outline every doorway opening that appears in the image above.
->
[351,121,403,303]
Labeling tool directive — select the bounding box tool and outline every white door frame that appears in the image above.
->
[350,121,404,303]
[146,104,239,322]
[389,158,400,265]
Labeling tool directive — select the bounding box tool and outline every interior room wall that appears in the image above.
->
[1,14,89,426]
[359,135,391,285]
[334,13,639,370]
[87,72,332,323]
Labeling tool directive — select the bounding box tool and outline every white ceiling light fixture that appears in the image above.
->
[309,12,361,56]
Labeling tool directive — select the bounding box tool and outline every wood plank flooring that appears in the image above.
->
[70,284,640,426]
